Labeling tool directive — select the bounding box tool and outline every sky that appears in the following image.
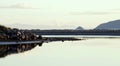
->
[0,0,120,29]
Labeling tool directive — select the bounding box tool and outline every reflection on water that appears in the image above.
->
[0,35,120,58]
[0,38,120,66]
[0,43,42,58]
[0,36,81,58]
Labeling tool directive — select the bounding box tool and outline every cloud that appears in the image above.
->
[0,3,40,9]
[70,11,120,15]
[112,8,120,11]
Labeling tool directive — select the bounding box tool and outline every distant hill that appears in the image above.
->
[95,20,120,30]
[75,26,84,30]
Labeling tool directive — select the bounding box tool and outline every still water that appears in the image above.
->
[0,36,120,66]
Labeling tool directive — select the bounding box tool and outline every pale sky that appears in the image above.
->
[0,0,120,29]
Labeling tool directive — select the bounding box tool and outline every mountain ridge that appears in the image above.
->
[75,26,84,30]
[95,20,120,30]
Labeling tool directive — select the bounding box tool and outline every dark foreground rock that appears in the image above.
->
[0,25,42,41]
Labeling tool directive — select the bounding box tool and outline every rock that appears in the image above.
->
[0,25,40,41]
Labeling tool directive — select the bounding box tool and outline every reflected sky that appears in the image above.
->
[0,39,120,66]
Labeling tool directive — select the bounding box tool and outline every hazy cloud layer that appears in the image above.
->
[0,4,40,9]
[112,8,120,11]
[70,11,120,15]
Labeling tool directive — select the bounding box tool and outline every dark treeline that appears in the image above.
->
[23,29,120,36]
[1,24,120,41]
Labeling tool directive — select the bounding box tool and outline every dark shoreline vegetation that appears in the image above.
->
[0,24,120,58]
[1,25,120,41]
[0,25,42,41]
[24,29,120,36]
[0,25,44,58]
[0,25,82,58]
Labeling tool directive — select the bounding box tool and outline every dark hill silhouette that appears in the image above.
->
[75,26,84,30]
[95,20,120,30]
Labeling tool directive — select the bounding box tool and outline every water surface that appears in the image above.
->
[0,36,120,66]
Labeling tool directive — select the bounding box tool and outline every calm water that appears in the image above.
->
[0,35,120,66]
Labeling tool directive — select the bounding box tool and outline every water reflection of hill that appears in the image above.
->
[0,44,41,58]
